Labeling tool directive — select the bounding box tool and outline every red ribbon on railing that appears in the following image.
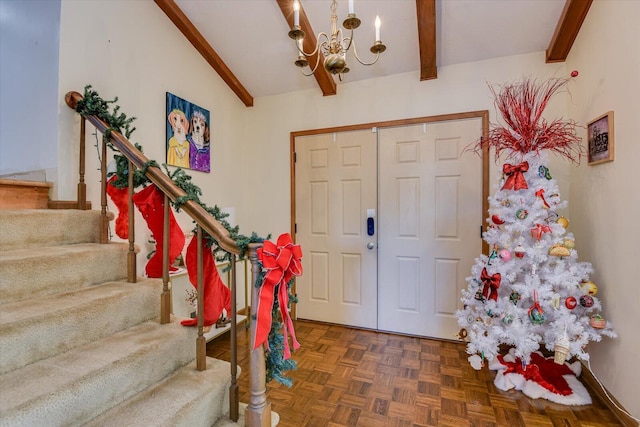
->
[535,189,550,209]
[255,233,303,359]
[530,223,552,240]
[481,267,501,301]
[502,161,529,191]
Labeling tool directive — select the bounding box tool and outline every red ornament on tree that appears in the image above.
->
[571,70,579,77]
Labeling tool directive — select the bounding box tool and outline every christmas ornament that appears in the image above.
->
[502,313,514,325]
[475,290,485,301]
[545,211,559,223]
[530,223,552,240]
[502,161,529,191]
[481,267,501,301]
[491,214,505,225]
[487,247,498,265]
[510,291,521,305]
[589,314,606,329]
[557,216,570,228]
[549,244,571,257]
[514,244,526,258]
[580,280,598,296]
[550,296,561,309]
[538,165,552,180]
[498,249,511,261]
[528,291,545,325]
[565,296,577,309]
[563,238,575,250]
[580,295,594,308]
[455,328,468,340]
[553,332,571,364]
[535,189,551,209]
[515,209,529,220]
[571,70,579,77]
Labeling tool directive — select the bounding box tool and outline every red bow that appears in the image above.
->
[502,162,529,191]
[535,189,550,209]
[255,233,303,359]
[481,267,501,301]
[530,223,552,240]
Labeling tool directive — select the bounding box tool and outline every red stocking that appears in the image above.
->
[180,237,231,327]
[132,185,185,278]
[105,175,129,239]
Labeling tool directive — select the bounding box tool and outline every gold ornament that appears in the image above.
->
[581,280,598,296]
[557,216,569,228]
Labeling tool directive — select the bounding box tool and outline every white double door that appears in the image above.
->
[295,119,482,339]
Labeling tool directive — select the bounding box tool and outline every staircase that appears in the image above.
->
[0,209,236,426]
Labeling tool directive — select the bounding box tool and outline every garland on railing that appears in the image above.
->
[74,85,296,385]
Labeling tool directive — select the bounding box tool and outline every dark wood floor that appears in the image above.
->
[206,320,622,427]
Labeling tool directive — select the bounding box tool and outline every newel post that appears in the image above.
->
[246,243,271,427]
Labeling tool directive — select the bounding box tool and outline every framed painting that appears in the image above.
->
[587,111,614,166]
[166,92,211,173]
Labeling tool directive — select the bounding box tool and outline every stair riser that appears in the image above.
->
[0,209,106,251]
[0,280,162,375]
[0,325,197,426]
[0,244,129,304]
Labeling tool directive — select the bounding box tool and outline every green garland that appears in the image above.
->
[75,85,295,386]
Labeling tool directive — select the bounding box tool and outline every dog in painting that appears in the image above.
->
[188,110,210,172]
[167,109,189,168]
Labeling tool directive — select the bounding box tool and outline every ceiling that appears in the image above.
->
[158,0,590,106]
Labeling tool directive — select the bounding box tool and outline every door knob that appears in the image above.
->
[367,242,375,250]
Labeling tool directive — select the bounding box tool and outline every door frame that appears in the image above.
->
[289,111,490,319]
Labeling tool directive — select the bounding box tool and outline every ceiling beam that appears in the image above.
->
[546,0,593,63]
[154,0,254,107]
[276,0,337,96]
[416,0,437,80]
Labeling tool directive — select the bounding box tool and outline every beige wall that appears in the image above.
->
[241,52,569,235]
[565,0,640,416]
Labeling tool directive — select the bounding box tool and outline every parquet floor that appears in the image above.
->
[206,320,622,427]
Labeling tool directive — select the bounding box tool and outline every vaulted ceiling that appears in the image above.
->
[154,0,592,107]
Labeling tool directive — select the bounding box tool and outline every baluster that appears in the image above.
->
[196,226,207,371]
[127,160,136,283]
[230,254,239,421]
[161,193,171,323]
[99,135,109,243]
[77,117,87,210]
[246,243,271,427]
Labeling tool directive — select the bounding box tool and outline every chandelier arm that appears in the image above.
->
[300,49,324,76]
[298,33,329,59]
[342,29,355,52]
[351,40,382,66]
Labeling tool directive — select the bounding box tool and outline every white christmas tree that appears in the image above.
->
[456,77,616,373]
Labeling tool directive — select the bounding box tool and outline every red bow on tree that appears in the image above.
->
[502,161,529,191]
[255,233,303,359]
[481,267,501,301]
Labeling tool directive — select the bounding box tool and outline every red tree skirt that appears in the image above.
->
[489,349,591,405]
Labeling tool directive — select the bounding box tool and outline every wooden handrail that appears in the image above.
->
[64,91,240,256]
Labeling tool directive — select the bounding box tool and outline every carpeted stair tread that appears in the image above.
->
[0,278,163,375]
[0,319,198,426]
[0,242,129,305]
[84,357,233,427]
[0,209,110,251]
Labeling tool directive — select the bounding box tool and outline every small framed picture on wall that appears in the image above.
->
[587,111,614,165]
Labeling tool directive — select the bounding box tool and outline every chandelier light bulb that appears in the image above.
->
[293,0,300,27]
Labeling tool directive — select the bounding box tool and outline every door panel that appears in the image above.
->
[377,120,482,339]
[295,130,378,329]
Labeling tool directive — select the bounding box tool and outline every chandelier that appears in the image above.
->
[288,0,386,80]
